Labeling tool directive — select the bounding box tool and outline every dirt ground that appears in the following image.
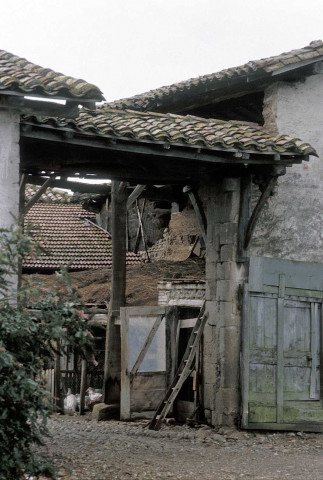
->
[38,414,323,480]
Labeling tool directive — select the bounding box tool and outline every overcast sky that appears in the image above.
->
[1,0,322,103]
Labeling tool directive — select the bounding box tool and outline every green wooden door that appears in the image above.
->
[242,256,323,431]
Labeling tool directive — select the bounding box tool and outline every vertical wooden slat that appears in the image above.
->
[120,308,130,420]
[277,274,285,423]
[237,174,251,262]
[320,302,323,398]
[167,307,178,389]
[79,359,87,415]
[310,303,318,399]
[54,341,63,412]
[241,283,250,428]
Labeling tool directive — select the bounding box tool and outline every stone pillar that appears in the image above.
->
[204,178,247,427]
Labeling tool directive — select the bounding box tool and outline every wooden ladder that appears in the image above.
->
[148,301,207,430]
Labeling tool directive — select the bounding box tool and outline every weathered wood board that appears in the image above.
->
[242,256,323,431]
[120,306,177,420]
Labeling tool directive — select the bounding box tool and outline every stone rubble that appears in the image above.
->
[37,414,323,480]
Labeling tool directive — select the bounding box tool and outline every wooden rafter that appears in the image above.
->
[183,185,207,246]
[243,176,279,250]
[24,177,53,214]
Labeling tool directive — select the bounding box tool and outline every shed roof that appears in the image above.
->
[22,108,316,157]
[106,40,323,113]
[24,202,141,272]
[0,49,104,101]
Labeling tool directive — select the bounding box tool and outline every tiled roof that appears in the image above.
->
[25,184,73,203]
[106,40,323,112]
[23,203,141,271]
[0,49,104,101]
[22,109,317,156]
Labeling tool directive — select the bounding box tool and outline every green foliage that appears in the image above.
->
[0,224,93,480]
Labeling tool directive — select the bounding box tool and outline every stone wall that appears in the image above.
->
[141,202,201,262]
[251,74,323,263]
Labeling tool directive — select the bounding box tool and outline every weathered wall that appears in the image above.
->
[0,109,20,228]
[142,203,201,261]
[0,108,20,293]
[204,178,247,427]
[251,74,323,262]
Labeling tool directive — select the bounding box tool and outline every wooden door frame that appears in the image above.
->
[120,306,178,420]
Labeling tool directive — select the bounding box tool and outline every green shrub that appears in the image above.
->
[0,224,93,480]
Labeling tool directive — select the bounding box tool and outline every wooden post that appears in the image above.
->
[54,341,63,412]
[79,358,87,415]
[103,181,127,404]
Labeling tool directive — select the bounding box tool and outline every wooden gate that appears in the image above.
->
[120,306,177,420]
[242,256,323,431]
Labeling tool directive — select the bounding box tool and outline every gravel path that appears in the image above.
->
[40,415,323,480]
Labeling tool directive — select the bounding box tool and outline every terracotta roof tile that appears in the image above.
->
[23,203,141,271]
[0,49,104,101]
[105,40,323,112]
[25,184,73,203]
[22,109,317,157]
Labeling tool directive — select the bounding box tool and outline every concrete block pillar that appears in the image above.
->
[204,178,247,427]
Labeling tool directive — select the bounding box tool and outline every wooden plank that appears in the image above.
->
[276,274,285,424]
[127,184,146,209]
[24,177,53,214]
[241,283,250,428]
[120,308,130,420]
[130,315,164,376]
[237,174,251,261]
[321,303,323,401]
[79,359,87,415]
[136,199,150,260]
[250,255,323,293]
[183,186,207,246]
[310,303,319,399]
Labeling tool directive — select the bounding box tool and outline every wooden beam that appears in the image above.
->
[26,175,111,194]
[20,125,304,166]
[103,180,127,404]
[244,176,278,250]
[24,177,53,214]
[183,185,207,246]
[237,174,252,261]
[127,184,146,209]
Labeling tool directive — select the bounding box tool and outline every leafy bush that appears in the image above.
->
[0,224,93,480]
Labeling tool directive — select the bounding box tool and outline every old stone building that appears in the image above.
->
[0,44,322,432]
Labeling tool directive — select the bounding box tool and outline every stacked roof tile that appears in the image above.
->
[0,49,104,101]
[25,184,73,203]
[24,202,141,271]
[23,109,317,156]
[106,40,323,112]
